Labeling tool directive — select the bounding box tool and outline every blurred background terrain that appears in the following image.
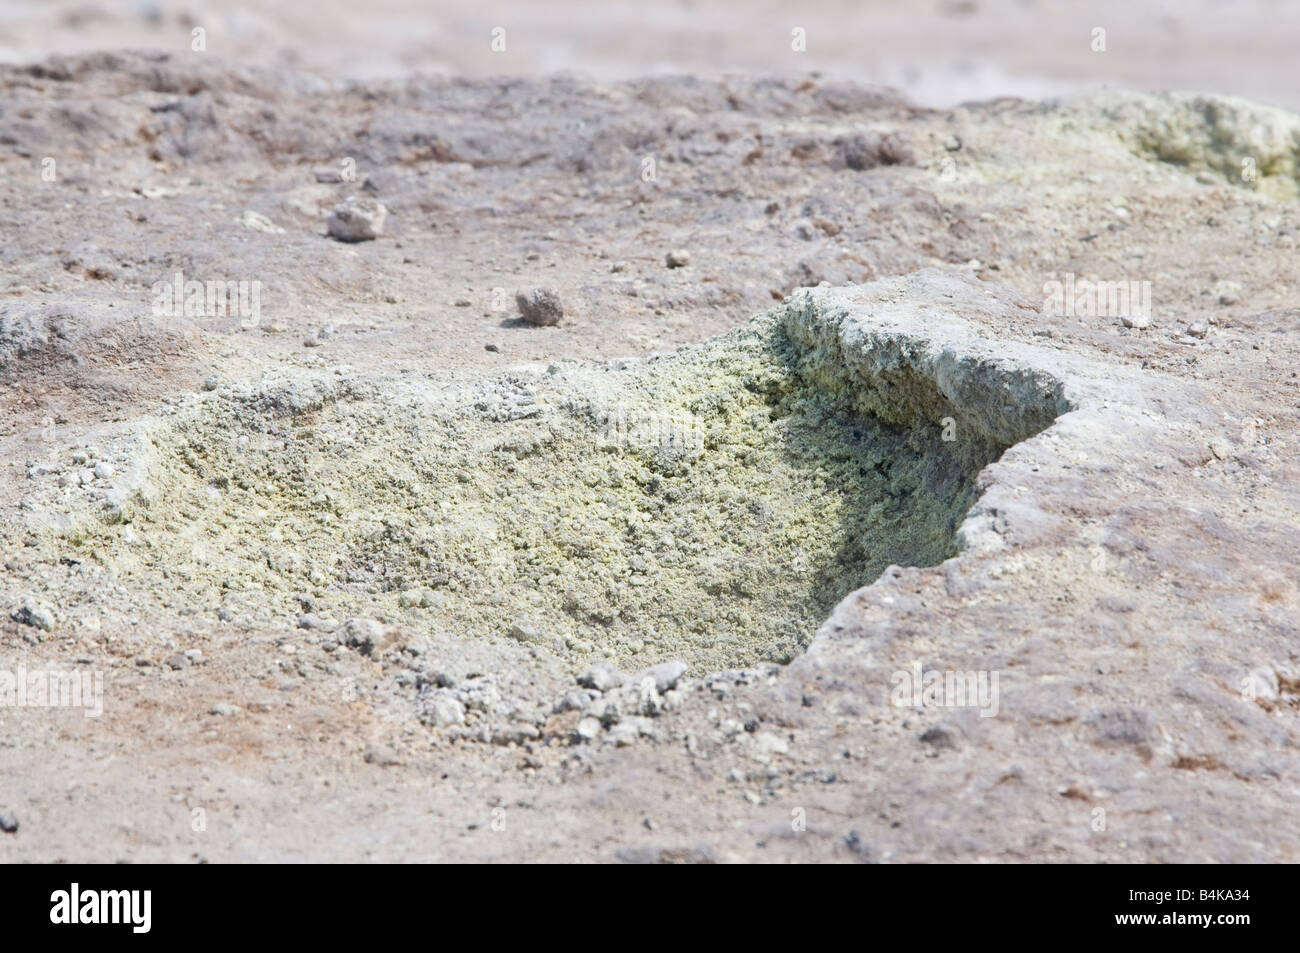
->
[2,0,1298,109]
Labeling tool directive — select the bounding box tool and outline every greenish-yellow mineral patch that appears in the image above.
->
[1110,92,1300,201]
[73,306,1040,671]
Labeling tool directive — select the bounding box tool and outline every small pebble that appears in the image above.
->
[304,324,335,348]
[508,622,546,645]
[514,287,563,326]
[631,659,687,692]
[326,198,387,242]
[577,664,624,692]
[10,599,53,631]
[425,697,466,727]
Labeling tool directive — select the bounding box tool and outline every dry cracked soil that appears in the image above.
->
[2,6,1300,864]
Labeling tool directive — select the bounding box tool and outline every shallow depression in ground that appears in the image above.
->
[81,312,1008,671]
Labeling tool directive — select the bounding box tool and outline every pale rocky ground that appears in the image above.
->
[1,4,1299,862]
